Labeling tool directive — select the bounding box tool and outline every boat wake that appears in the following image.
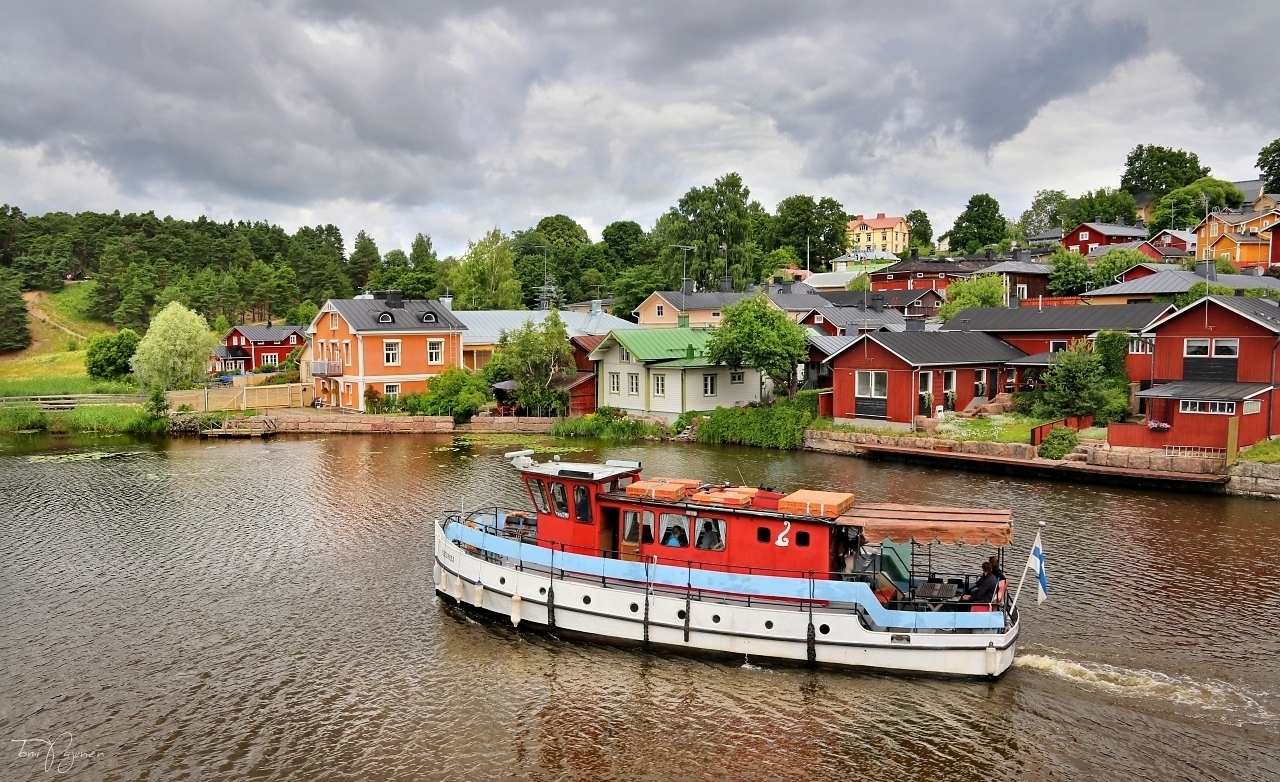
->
[1014,654,1276,724]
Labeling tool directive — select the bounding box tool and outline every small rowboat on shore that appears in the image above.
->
[435,451,1023,677]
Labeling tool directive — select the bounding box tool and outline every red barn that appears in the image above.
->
[823,330,1026,424]
[1062,221,1150,255]
[1108,296,1280,450]
[211,325,307,374]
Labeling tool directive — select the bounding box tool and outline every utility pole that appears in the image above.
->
[670,244,695,312]
[534,245,555,310]
[806,235,810,273]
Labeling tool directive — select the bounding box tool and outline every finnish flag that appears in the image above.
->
[1026,530,1049,604]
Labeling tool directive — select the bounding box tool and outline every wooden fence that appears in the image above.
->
[1020,296,1084,308]
[167,384,312,412]
[0,394,147,411]
[1030,414,1095,446]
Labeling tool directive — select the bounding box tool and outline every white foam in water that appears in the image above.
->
[1014,654,1277,724]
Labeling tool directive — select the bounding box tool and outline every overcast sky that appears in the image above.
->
[2,1,1277,256]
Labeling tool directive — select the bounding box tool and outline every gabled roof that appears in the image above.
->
[1191,208,1280,231]
[768,292,828,311]
[650,291,745,311]
[1211,232,1270,246]
[872,257,995,276]
[807,333,857,358]
[229,325,307,342]
[807,305,906,332]
[1083,271,1280,297]
[1153,295,1280,334]
[982,260,1054,275]
[823,331,1026,367]
[1121,263,1183,277]
[570,334,605,354]
[817,289,939,308]
[320,298,466,333]
[848,214,905,230]
[212,345,251,359]
[1086,240,1188,259]
[1072,222,1149,238]
[1136,381,1271,401]
[589,327,715,364]
[940,302,1174,333]
[451,309,639,345]
[1026,227,1064,243]
[1234,179,1264,203]
[1151,229,1196,245]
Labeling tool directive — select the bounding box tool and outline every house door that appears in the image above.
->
[918,372,933,416]
[600,506,620,558]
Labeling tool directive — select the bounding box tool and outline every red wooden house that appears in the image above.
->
[823,330,1026,424]
[868,257,993,294]
[1062,221,1149,255]
[211,325,307,374]
[1108,296,1280,450]
[1116,263,1184,283]
[799,301,906,336]
[560,335,605,416]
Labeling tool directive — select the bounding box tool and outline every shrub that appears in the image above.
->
[672,409,708,433]
[1038,426,1079,459]
[414,366,492,422]
[145,387,170,417]
[1011,389,1044,415]
[696,400,812,449]
[1093,330,1130,382]
[550,413,665,441]
[0,404,50,433]
[793,389,821,418]
[1095,385,1132,425]
[85,328,141,379]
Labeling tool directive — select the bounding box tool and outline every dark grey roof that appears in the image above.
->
[768,292,828,311]
[652,291,745,310]
[940,302,1173,333]
[1234,179,1264,203]
[212,345,250,359]
[325,298,467,332]
[1076,222,1149,238]
[1005,351,1055,367]
[810,305,906,332]
[229,325,307,342]
[807,333,857,358]
[817,289,938,308]
[826,331,1026,366]
[1136,381,1271,401]
[1084,271,1280,297]
[1161,296,1280,334]
[982,260,1054,275]
[874,257,995,275]
[763,281,817,295]
[1027,227,1064,242]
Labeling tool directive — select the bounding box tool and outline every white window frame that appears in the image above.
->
[656,305,665,317]
[383,383,401,401]
[814,314,824,324]
[942,370,956,392]
[608,372,620,395]
[1212,338,1239,357]
[289,335,297,345]
[1049,340,1068,353]
[262,353,279,366]
[1244,400,1262,415]
[1016,284,1028,299]
[428,339,445,365]
[383,339,402,366]
[1128,337,1151,354]
[918,372,932,393]
[1079,230,1090,241]
[703,374,717,397]
[974,369,988,384]
[653,374,666,397]
[619,347,631,363]
[628,373,640,395]
[730,371,745,384]
[329,313,339,331]
[1180,400,1235,415]
[343,341,351,366]
[1183,338,1210,357]
[855,370,888,398]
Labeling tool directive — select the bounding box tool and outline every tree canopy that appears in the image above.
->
[1090,248,1150,290]
[706,294,807,398]
[85,329,140,379]
[938,274,1005,320]
[488,309,575,415]
[1120,144,1211,197]
[130,302,218,390]
[904,209,932,248]
[1017,189,1069,237]
[1147,177,1246,234]
[945,194,1007,254]
[1059,188,1137,229]
[452,229,524,310]
[1048,248,1094,296]
[0,270,32,352]
[1259,137,1280,195]
[771,195,847,270]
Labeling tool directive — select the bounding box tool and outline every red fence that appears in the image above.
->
[1030,414,1095,446]
[1020,296,1084,308]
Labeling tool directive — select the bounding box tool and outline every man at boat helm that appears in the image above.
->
[960,562,998,607]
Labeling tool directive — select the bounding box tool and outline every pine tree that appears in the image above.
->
[0,271,32,352]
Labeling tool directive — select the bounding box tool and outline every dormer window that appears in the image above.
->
[289,335,297,345]
[422,312,437,323]
[378,312,394,323]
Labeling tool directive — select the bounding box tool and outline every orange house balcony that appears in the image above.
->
[312,360,344,377]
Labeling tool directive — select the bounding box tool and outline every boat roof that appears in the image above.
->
[518,461,641,481]
[838,504,1013,546]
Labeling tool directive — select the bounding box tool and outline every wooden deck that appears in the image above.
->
[824,442,1230,492]
[201,418,277,439]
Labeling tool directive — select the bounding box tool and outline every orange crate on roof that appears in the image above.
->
[625,479,691,501]
[777,489,855,518]
[664,478,704,489]
[691,490,753,508]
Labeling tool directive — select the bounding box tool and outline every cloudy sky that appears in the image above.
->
[2,1,1277,255]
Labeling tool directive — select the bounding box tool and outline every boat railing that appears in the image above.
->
[440,512,1013,633]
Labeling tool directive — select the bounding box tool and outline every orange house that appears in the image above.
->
[308,292,467,411]
[1193,209,1279,266]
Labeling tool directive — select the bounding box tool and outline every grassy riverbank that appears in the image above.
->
[0,404,164,435]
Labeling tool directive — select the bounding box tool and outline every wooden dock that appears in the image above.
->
[201,418,277,439]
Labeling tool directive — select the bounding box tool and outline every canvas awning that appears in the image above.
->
[837,503,1013,546]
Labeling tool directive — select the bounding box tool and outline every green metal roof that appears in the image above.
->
[608,327,714,362]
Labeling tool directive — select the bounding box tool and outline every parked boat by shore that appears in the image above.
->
[434,450,1025,677]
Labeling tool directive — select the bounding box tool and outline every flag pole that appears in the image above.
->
[1009,521,1044,611]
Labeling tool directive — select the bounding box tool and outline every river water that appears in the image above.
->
[1,433,1278,781]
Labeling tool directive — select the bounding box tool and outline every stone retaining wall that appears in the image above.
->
[268,412,556,434]
[1226,461,1280,499]
[804,429,1037,460]
[1074,444,1225,475]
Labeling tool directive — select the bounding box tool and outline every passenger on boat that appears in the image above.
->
[660,520,689,547]
[960,562,998,605]
[695,520,725,551]
[988,555,1004,582]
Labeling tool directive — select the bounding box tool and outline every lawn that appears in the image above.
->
[0,351,137,396]
[37,282,115,338]
[935,413,1050,443]
[1241,439,1280,464]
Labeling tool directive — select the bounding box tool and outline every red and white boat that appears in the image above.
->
[434,451,1022,677]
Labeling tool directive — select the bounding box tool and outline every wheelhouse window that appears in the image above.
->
[855,370,887,398]
[658,513,689,547]
[756,526,771,543]
[549,482,570,518]
[694,518,726,551]
[528,479,550,513]
[428,339,445,364]
[623,510,641,543]
[384,340,401,366]
[1184,339,1210,357]
[573,485,592,523]
[1213,339,1239,357]
[795,531,811,547]
[1180,400,1235,414]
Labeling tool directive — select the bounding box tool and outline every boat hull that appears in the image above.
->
[434,523,1018,678]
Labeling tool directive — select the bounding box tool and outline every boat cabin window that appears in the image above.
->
[573,485,592,523]
[795,531,810,547]
[549,482,570,518]
[694,518,726,551]
[617,475,634,489]
[528,479,550,514]
[659,513,689,547]
[642,511,654,543]
[756,526,771,543]
[623,510,654,544]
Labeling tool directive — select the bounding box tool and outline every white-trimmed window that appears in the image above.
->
[628,373,640,395]
[383,340,401,366]
[887,274,894,280]
[1079,231,1090,241]
[1088,243,1099,253]
[856,370,888,398]
[1049,340,1068,353]
[384,383,400,401]
[730,371,745,384]
[378,312,394,323]
[1180,400,1235,414]
[814,314,824,324]
[1244,400,1262,415]
[653,374,666,397]
[1129,336,1151,354]
[1016,284,1028,299]
[428,339,445,365]
[343,341,351,365]
[289,335,297,345]
[1210,223,1219,236]
[712,311,721,318]
[943,370,956,392]
[609,372,620,394]
[1213,338,1239,357]
[620,347,631,363]
[703,374,717,397]
[262,353,279,366]
[656,305,665,317]
[1184,338,1210,357]
[330,313,339,331]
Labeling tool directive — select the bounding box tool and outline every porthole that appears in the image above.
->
[499,576,506,585]
[582,595,591,605]
[630,603,639,613]
[677,609,687,620]
[819,624,830,635]
[539,587,546,595]
[712,614,720,623]
[765,620,774,630]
